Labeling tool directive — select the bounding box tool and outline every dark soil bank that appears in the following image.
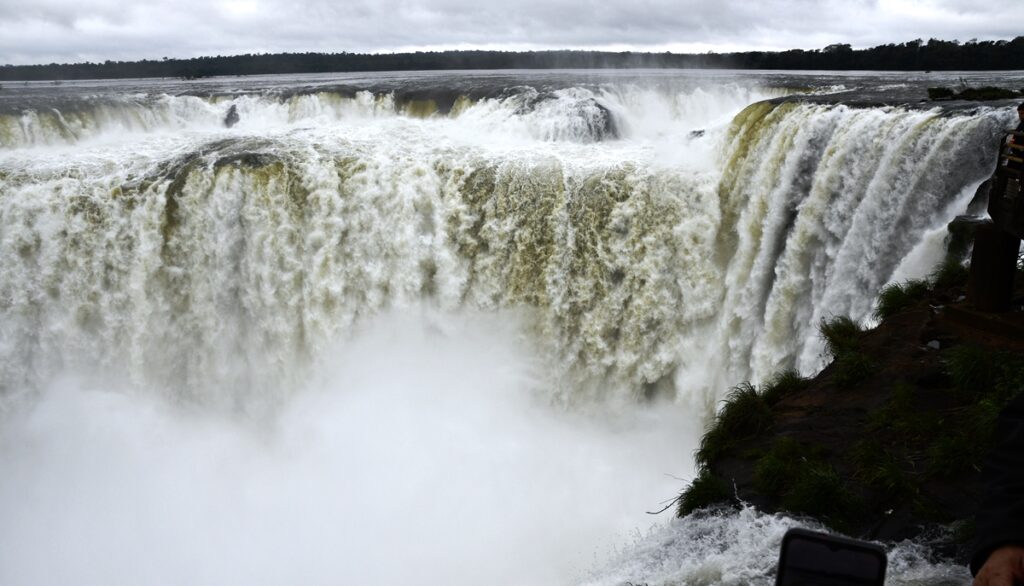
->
[678,255,1024,564]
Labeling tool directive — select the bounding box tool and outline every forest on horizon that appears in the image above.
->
[2,37,1022,81]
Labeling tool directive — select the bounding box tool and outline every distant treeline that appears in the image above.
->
[2,37,1023,81]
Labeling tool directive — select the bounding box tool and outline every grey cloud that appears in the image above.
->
[0,0,1021,65]
[0,0,143,27]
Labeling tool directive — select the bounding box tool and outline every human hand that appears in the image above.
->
[974,545,1024,586]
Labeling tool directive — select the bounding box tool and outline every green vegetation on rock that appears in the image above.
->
[761,369,809,406]
[832,352,876,388]
[849,439,916,502]
[928,345,1024,477]
[930,258,970,290]
[754,437,859,523]
[783,461,857,521]
[692,370,809,471]
[874,280,931,320]
[945,344,1024,403]
[866,382,938,440]
[820,315,876,388]
[820,315,863,357]
[694,382,773,469]
[681,372,809,516]
[676,470,732,516]
[753,436,805,496]
[676,239,1024,558]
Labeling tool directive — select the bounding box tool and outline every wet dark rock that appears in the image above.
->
[947,214,989,260]
[395,89,463,115]
[224,104,239,128]
[214,152,277,168]
[968,180,991,215]
[592,101,618,141]
[929,86,1023,102]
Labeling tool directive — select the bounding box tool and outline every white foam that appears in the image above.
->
[585,507,970,586]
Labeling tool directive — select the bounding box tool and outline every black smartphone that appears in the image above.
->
[775,528,887,586]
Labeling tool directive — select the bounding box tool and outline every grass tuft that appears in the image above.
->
[753,437,858,521]
[926,399,1001,477]
[945,345,1000,401]
[783,461,857,519]
[677,470,732,517]
[820,315,863,357]
[753,437,803,497]
[717,383,774,434]
[874,280,930,320]
[867,382,940,439]
[832,352,875,388]
[928,345,1024,476]
[760,369,808,406]
[929,258,970,290]
[819,315,874,387]
[695,382,774,469]
[849,440,913,501]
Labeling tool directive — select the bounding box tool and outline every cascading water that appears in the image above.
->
[0,71,1016,585]
[0,81,789,408]
[707,101,1005,390]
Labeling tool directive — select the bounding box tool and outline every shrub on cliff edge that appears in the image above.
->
[760,369,808,405]
[820,316,875,387]
[695,382,773,469]
[820,315,863,357]
[874,279,930,320]
[677,470,731,516]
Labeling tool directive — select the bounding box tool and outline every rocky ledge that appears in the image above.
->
[677,247,1024,564]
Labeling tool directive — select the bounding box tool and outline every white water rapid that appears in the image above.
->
[0,72,1015,584]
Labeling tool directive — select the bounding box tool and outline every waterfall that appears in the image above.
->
[2,75,1011,585]
[0,92,1012,410]
[0,83,783,148]
[708,102,1004,390]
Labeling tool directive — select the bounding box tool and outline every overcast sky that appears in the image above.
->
[0,0,1021,65]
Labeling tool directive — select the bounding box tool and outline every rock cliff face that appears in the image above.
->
[678,256,1024,564]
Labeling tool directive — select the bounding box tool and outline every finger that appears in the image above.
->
[986,570,1015,586]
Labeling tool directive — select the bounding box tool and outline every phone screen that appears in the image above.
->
[776,528,887,586]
